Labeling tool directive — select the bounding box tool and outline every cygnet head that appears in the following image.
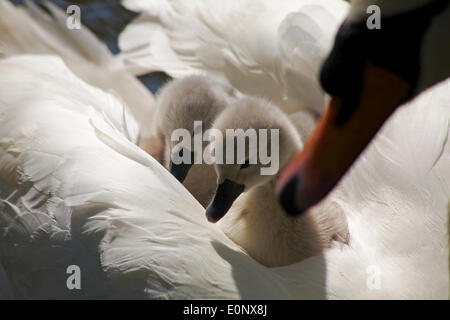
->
[156,75,239,181]
[205,97,303,222]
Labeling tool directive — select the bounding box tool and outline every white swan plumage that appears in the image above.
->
[0,0,156,140]
[0,54,296,299]
[0,0,448,299]
[0,53,448,299]
[118,0,349,114]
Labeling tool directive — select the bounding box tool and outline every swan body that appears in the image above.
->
[0,0,448,299]
[206,97,349,267]
[0,0,156,140]
[118,0,349,114]
[0,53,448,299]
[0,54,286,299]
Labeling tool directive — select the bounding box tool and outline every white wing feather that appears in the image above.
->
[118,0,349,114]
[0,0,156,140]
[1,54,448,299]
[275,81,450,299]
[0,55,292,299]
[0,0,448,298]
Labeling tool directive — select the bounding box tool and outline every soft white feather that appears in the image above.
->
[0,0,156,140]
[0,54,448,299]
[0,55,293,299]
[118,0,349,114]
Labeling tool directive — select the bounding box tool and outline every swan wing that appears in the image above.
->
[1,55,447,300]
[0,0,156,139]
[276,80,450,299]
[0,55,292,299]
[119,0,348,113]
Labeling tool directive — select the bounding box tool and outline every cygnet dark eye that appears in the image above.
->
[241,160,250,169]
